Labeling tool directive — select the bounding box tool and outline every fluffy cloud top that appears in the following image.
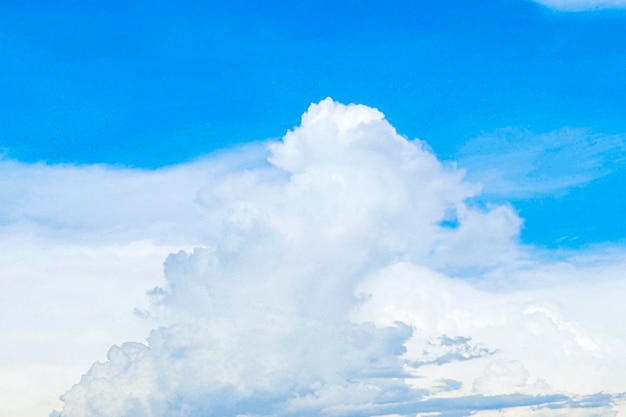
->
[47,99,626,417]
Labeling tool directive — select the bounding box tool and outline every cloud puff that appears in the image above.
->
[49,99,626,417]
[529,0,626,11]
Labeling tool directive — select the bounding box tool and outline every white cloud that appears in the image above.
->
[44,99,626,416]
[0,152,245,415]
[352,260,626,398]
[530,0,626,11]
[0,144,271,245]
[3,99,626,416]
[0,238,174,416]
[0,143,274,416]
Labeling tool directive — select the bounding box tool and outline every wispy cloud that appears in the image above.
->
[456,127,626,199]
[529,0,626,11]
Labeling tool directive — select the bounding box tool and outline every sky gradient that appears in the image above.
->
[1,1,626,416]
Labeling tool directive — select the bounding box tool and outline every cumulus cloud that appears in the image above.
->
[529,0,626,11]
[40,98,626,416]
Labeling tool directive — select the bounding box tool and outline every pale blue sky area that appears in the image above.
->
[1,0,625,247]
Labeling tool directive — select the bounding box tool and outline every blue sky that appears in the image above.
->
[2,1,626,416]
[2,0,625,247]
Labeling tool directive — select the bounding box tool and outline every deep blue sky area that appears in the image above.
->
[1,0,625,247]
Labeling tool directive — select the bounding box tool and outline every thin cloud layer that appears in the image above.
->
[530,0,626,10]
[47,99,626,416]
[457,128,626,199]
